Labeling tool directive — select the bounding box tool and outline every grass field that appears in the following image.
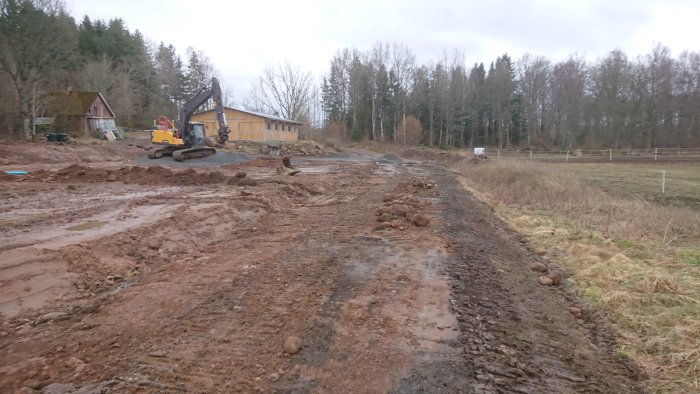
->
[450,158,700,393]
[556,162,700,210]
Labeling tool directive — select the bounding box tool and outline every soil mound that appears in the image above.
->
[280,140,329,156]
[375,176,437,228]
[13,164,255,187]
[0,139,145,165]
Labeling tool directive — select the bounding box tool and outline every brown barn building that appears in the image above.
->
[190,107,300,143]
[48,91,117,137]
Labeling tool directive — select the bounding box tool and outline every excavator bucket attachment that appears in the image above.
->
[282,157,301,176]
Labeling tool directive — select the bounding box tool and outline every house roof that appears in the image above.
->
[230,107,303,124]
[196,106,303,125]
[47,92,115,118]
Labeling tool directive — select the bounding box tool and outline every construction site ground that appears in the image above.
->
[0,136,641,393]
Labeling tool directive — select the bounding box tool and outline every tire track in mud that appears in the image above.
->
[275,164,470,393]
[426,164,642,393]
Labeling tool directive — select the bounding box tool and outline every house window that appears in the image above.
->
[267,122,271,130]
[275,124,278,130]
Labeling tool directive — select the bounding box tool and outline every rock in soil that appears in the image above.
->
[35,312,69,325]
[529,262,547,272]
[267,372,280,382]
[283,336,302,355]
[547,271,562,285]
[569,307,583,319]
[538,276,554,286]
[413,214,430,227]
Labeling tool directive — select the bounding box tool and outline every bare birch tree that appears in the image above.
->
[248,61,314,122]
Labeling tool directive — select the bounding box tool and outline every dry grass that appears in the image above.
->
[457,159,700,243]
[451,158,700,393]
[558,162,700,210]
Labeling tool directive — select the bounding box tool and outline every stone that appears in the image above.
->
[413,215,430,227]
[377,214,393,223]
[529,262,547,272]
[547,271,562,286]
[238,178,257,187]
[267,372,280,382]
[569,307,583,319]
[283,336,302,355]
[148,350,167,358]
[35,312,69,325]
[538,276,554,286]
[390,204,411,217]
[42,383,77,394]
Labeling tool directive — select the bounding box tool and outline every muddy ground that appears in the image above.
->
[0,137,641,393]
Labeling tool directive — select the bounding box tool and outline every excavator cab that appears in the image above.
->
[188,122,206,147]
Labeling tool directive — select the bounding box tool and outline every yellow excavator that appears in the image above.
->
[148,77,230,161]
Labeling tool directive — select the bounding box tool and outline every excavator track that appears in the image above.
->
[172,147,217,162]
[148,147,177,159]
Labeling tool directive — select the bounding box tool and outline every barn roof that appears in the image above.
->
[228,107,303,125]
[47,92,115,117]
[194,106,302,124]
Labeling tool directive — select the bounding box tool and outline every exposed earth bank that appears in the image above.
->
[0,139,641,393]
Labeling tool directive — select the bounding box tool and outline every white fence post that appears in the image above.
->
[654,148,658,161]
[662,170,666,194]
[609,149,612,161]
[566,150,569,162]
[497,149,500,160]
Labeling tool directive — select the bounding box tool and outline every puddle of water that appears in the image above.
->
[0,204,176,251]
[295,166,335,174]
[382,249,460,346]
[82,188,181,202]
[0,207,54,220]
[67,220,108,231]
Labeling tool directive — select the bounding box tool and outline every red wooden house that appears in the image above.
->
[48,91,118,138]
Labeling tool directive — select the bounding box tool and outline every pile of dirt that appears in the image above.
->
[233,141,266,154]
[399,148,471,166]
[375,176,437,229]
[0,139,145,165]
[280,140,328,156]
[9,164,258,187]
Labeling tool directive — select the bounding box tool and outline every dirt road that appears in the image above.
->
[0,141,640,393]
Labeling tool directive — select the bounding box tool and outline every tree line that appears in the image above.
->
[320,43,700,149]
[2,0,699,149]
[0,0,219,139]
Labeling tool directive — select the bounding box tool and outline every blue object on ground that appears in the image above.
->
[5,171,28,175]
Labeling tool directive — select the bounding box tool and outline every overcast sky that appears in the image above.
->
[64,0,700,102]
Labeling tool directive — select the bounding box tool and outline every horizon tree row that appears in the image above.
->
[320,43,700,149]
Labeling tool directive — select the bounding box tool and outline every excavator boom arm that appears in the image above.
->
[177,77,230,147]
